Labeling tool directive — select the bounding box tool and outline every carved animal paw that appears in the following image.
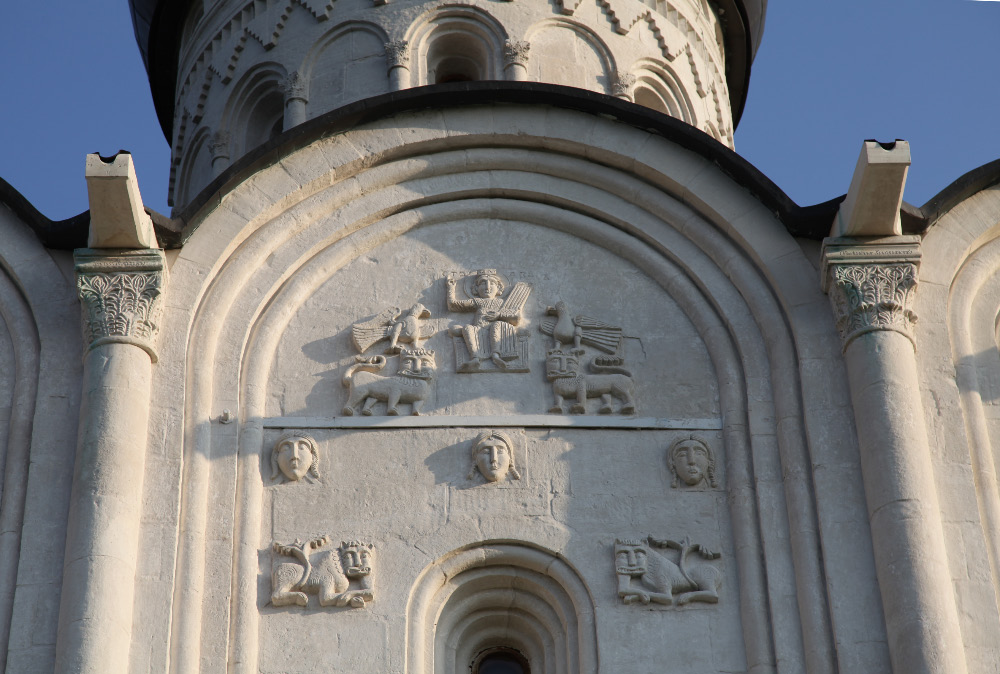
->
[362,408,374,416]
[350,595,366,608]
[599,404,613,414]
[387,407,399,416]
[570,404,586,414]
[620,405,636,415]
[342,407,354,416]
[548,405,563,414]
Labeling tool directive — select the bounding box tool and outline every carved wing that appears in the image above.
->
[497,282,531,321]
[351,307,400,352]
[538,317,557,336]
[573,314,623,354]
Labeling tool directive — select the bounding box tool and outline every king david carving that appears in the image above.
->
[447,269,531,373]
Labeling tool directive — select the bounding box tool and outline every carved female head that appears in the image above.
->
[468,430,521,483]
[668,436,717,488]
[473,270,505,299]
[271,433,320,483]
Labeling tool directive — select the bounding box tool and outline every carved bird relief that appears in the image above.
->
[351,303,433,354]
[539,301,624,365]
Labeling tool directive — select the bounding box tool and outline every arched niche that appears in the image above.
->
[407,7,507,85]
[152,102,884,674]
[219,62,288,159]
[628,59,695,124]
[407,542,598,674]
[301,22,390,113]
[0,213,81,673]
[915,184,1000,673]
[524,19,612,93]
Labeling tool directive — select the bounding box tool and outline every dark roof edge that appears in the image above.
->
[174,82,841,243]
[0,177,182,251]
[918,157,1000,230]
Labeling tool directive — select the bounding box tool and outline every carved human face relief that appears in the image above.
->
[669,437,715,488]
[340,542,374,577]
[476,437,512,482]
[475,275,502,299]
[273,435,317,482]
[399,350,435,379]
[614,540,649,577]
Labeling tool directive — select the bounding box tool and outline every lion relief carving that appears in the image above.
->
[341,348,435,416]
[615,536,721,607]
[271,537,375,609]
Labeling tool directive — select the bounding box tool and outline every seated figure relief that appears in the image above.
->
[615,536,722,607]
[271,433,320,483]
[271,537,375,608]
[447,270,531,373]
[668,436,718,489]
[341,348,436,416]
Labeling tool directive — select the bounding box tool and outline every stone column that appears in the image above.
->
[822,236,967,674]
[611,71,636,101]
[385,41,410,91]
[282,72,308,130]
[209,131,231,176]
[55,153,165,674]
[503,40,530,82]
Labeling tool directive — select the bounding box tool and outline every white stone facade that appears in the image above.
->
[167,0,732,208]
[2,3,1000,674]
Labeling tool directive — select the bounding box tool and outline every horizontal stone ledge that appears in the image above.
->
[261,415,723,430]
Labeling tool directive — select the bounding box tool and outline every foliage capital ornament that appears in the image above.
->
[75,249,166,362]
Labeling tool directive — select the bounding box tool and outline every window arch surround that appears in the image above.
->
[406,542,598,674]
[406,7,508,85]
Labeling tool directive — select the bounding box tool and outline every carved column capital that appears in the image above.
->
[503,40,531,68]
[208,131,230,160]
[821,236,921,350]
[282,72,308,103]
[611,71,636,100]
[385,41,410,70]
[75,249,166,362]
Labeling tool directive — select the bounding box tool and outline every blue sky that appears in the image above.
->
[1,0,997,220]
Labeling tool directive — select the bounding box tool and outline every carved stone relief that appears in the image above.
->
[341,349,436,416]
[503,40,531,68]
[447,270,531,372]
[351,303,433,354]
[827,262,918,347]
[544,348,636,414]
[271,433,320,483]
[615,536,721,606]
[76,251,165,359]
[668,436,717,489]
[271,537,375,608]
[540,301,624,364]
[467,430,522,483]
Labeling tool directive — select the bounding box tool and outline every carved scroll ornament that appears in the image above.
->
[828,262,917,348]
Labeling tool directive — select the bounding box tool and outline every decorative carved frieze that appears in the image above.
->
[821,236,922,350]
[384,40,410,70]
[271,537,375,608]
[503,40,531,68]
[467,430,521,483]
[668,436,717,489]
[447,270,531,373]
[352,303,433,354]
[615,536,721,606]
[342,348,436,416]
[271,433,320,483]
[75,249,166,361]
[282,71,308,102]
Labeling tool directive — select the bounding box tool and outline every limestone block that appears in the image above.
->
[85,152,156,249]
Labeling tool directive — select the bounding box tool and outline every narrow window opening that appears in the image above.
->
[472,647,530,674]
